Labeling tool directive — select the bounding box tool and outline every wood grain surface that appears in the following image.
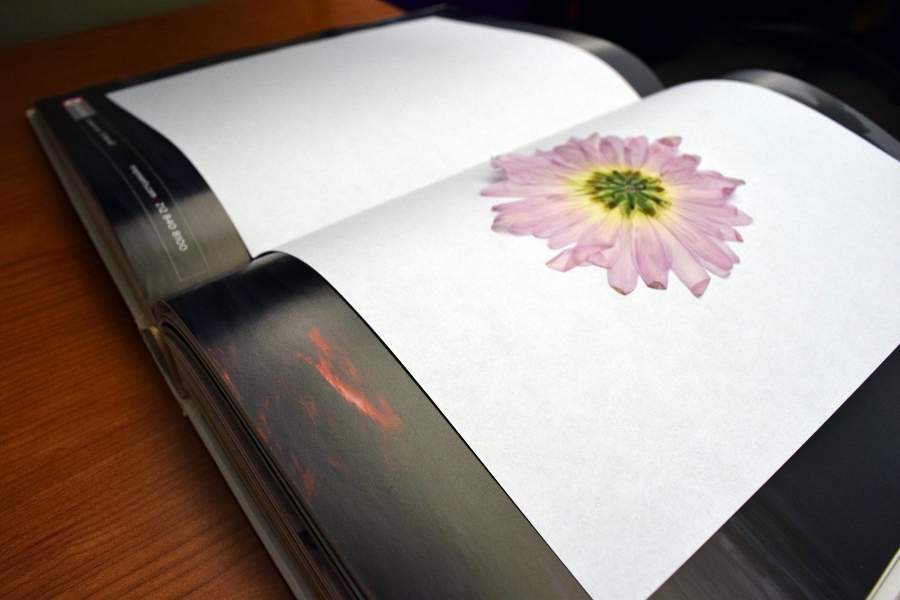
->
[0,1,401,597]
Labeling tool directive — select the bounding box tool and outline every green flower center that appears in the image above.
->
[582,169,668,217]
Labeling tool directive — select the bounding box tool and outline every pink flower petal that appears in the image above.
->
[605,223,639,294]
[546,243,611,271]
[481,180,566,197]
[658,227,712,296]
[571,135,610,166]
[665,219,736,273]
[660,154,702,179]
[642,136,682,172]
[623,136,650,169]
[634,224,671,289]
[547,248,577,271]
[598,136,625,165]
[547,210,604,249]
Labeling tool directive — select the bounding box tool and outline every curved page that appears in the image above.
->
[280,80,900,600]
[161,254,592,600]
[108,16,640,256]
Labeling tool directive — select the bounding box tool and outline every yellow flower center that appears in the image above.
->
[581,169,669,218]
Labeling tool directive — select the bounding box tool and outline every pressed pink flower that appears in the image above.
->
[482,135,751,296]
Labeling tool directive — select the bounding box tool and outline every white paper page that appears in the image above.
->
[281,80,900,599]
[107,16,640,256]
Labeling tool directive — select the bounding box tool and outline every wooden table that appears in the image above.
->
[0,1,400,597]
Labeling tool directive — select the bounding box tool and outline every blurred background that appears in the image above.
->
[0,0,215,47]
[3,0,898,135]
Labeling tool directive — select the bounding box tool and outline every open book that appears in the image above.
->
[29,8,900,600]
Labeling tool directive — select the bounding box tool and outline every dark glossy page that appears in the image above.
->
[160,253,590,600]
[31,94,250,310]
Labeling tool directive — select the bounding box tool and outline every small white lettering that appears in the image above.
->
[128,164,157,199]
[154,201,188,251]
[85,118,116,146]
